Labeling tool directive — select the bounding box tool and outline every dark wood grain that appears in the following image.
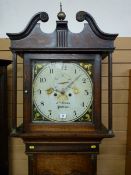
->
[11,52,17,133]
[108,53,113,135]
[7,11,118,52]
[0,59,11,175]
[35,154,95,175]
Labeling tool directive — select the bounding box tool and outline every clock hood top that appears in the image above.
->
[7,11,118,56]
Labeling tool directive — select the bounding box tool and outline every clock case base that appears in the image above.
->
[26,144,98,175]
[13,126,113,175]
[22,127,111,175]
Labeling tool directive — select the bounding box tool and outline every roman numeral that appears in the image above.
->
[50,69,53,74]
[38,89,41,94]
[85,90,89,95]
[41,101,44,106]
[82,78,86,83]
[40,77,46,82]
[75,69,77,74]
[74,111,77,115]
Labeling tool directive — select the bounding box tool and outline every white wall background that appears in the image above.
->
[0,0,131,37]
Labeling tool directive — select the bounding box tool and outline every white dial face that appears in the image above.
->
[32,62,93,122]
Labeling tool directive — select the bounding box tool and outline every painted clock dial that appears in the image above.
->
[32,62,93,122]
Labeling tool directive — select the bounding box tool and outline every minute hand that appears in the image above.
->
[63,74,81,92]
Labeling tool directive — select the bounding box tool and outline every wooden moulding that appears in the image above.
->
[7,11,118,52]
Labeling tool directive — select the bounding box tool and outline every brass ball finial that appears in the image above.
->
[57,2,66,21]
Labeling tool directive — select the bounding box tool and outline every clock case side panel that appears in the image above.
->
[23,56,32,132]
[0,60,12,175]
[23,53,102,136]
[93,55,101,129]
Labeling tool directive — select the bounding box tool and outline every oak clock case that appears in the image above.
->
[7,9,118,175]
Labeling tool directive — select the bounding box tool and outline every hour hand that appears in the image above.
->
[57,81,69,85]
[63,74,81,92]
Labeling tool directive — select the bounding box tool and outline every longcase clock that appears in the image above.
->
[7,6,118,175]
